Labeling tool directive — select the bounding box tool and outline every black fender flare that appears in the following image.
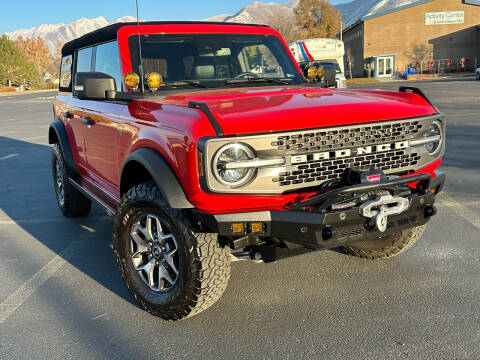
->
[121,148,194,209]
[49,119,79,176]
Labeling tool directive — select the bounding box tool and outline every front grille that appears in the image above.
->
[271,120,423,153]
[203,114,443,194]
[273,150,421,186]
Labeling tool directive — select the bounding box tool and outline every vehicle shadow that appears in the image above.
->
[0,136,135,306]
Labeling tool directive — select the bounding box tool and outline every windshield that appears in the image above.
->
[300,60,341,74]
[128,34,302,90]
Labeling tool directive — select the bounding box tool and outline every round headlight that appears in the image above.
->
[424,120,443,154]
[213,143,255,187]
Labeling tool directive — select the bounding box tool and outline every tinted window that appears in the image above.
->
[74,47,92,91]
[94,41,122,91]
[239,45,284,77]
[59,55,72,91]
[76,47,93,72]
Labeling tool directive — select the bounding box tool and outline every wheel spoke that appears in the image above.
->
[164,248,179,275]
[139,259,156,288]
[130,226,149,251]
[155,217,163,236]
[147,215,158,241]
[158,262,174,287]
[131,252,144,269]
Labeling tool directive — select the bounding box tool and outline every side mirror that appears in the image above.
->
[75,72,116,100]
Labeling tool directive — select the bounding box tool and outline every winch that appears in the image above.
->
[288,168,424,232]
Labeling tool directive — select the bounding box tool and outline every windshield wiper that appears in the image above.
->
[225,77,294,85]
[164,81,208,89]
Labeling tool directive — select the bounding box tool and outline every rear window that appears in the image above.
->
[59,55,72,91]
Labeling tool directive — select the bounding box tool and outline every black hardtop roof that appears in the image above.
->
[61,21,270,56]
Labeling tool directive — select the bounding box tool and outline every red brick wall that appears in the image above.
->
[363,0,480,74]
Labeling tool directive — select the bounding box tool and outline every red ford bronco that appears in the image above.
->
[50,22,445,320]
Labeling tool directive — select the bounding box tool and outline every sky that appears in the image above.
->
[1,0,347,34]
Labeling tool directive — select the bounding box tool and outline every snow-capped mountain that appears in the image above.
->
[3,0,421,55]
[205,1,294,25]
[4,15,137,54]
[204,0,421,28]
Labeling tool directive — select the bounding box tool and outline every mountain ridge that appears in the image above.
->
[3,0,420,54]
[4,15,137,54]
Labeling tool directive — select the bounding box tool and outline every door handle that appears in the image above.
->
[82,117,94,126]
[63,111,73,119]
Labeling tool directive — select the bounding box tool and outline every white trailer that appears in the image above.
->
[289,38,347,88]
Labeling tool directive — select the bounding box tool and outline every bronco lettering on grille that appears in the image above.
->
[291,141,409,164]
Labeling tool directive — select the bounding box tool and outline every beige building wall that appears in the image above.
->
[363,0,480,74]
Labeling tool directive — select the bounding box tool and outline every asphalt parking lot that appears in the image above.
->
[0,78,479,359]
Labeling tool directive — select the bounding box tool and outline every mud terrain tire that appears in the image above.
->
[113,181,231,320]
[51,144,91,217]
[343,225,426,259]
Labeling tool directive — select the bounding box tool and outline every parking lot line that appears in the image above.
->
[438,193,480,229]
[0,154,19,161]
[0,217,111,226]
[0,216,110,324]
[0,238,87,324]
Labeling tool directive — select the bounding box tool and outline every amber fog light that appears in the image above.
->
[146,72,162,92]
[124,72,140,91]
[232,223,246,234]
[307,66,318,80]
[317,66,324,79]
[249,223,264,234]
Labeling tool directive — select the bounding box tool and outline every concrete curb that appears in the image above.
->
[0,89,58,97]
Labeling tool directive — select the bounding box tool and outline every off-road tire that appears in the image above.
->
[51,144,91,217]
[342,225,426,259]
[113,181,231,321]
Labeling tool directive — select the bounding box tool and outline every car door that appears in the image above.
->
[63,48,94,169]
[81,41,124,190]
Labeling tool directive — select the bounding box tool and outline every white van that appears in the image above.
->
[289,38,347,88]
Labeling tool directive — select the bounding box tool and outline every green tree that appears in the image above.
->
[294,0,343,39]
[0,35,42,87]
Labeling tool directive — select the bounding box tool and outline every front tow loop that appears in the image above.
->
[359,195,410,232]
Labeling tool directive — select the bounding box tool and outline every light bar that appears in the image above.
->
[224,158,285,170]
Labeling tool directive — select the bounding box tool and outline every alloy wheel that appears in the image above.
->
[129,213,180,292]
[55,159,65,206]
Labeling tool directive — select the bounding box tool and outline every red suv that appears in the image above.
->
[50,22,445,320]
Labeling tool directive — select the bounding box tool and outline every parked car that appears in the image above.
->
[50,21,445,321]
[476,67,480,80]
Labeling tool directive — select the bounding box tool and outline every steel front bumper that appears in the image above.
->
[195,171,445,251]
